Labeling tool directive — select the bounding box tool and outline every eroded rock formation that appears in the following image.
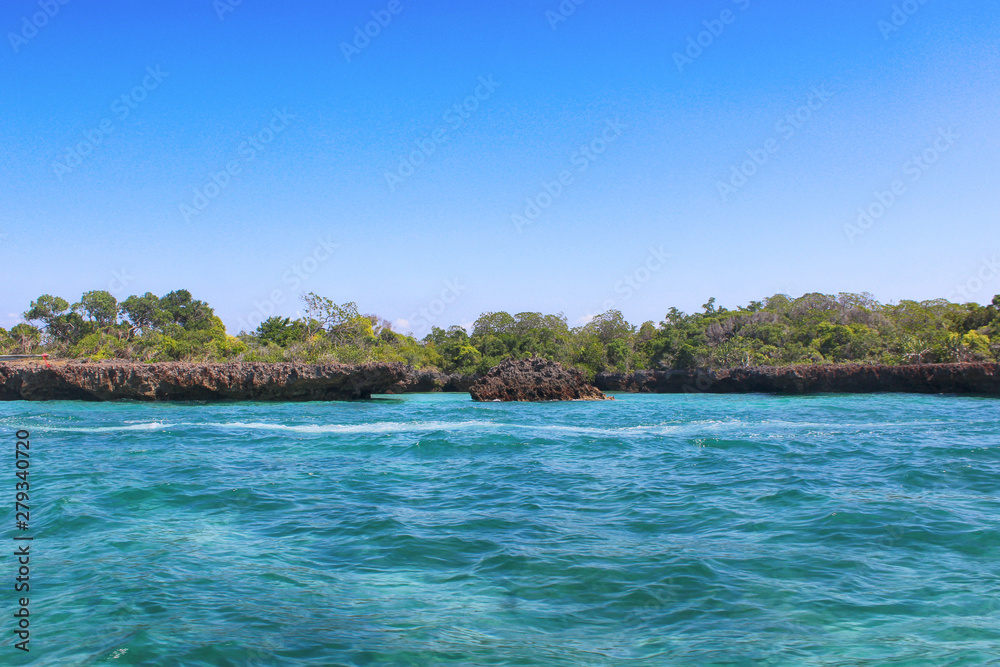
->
[384,368,478,394]
[594,363,1000,395]
[469,357,609,402]
[0,361,407,402]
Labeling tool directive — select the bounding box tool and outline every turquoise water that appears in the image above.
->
[2,393,1000,666]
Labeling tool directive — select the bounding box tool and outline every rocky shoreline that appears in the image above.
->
[594,362,1000,395]
[1,360,998,401]
[384,367,478,394]
[0,361,407,402]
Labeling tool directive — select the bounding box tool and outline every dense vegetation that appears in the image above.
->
[3,290,999,378]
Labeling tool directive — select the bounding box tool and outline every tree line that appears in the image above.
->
[3,290,999,377]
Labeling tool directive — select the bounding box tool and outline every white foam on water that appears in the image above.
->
[43,422,171,433]
[201,420,502,434]
[38,420,501,436]
[34,416,961,438]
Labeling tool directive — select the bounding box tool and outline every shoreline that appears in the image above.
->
[0,361,408,402]
[2,360,999,401]
[594,362,1000,396]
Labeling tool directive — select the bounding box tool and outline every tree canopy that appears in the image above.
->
[4,290,998,374]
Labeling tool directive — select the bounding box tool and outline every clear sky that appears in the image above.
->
[2,0,999,335]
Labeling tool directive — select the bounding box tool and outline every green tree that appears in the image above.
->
[160,290,215,330]
[585,310,633,345]
[472,311,517,338]
[254,316,307,347]
[23,295,87,344]
[959,331,992,361]
[75,290,119,327]
[24,295,69,323]
[120,293,167,333]
[9,324,41,354]
[300,293,373,344]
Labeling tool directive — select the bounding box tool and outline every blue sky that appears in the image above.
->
[2,0,998,335]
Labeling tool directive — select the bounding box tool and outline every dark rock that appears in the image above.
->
[470,358,610,402]
[0,361,407,402]
[593,363,1000,395]
[384,367,479,394]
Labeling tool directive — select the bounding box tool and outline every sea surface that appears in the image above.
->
[2,393,999,666]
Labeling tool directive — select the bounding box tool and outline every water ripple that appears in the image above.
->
[2,393,999,665]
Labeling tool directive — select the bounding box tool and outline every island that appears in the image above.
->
[2,288,999,400]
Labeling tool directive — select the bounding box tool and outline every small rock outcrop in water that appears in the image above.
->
[0,361,407,402]
[469,358,609,402]
[593,362,1000,395]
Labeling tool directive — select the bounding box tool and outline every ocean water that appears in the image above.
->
[2,393,1000,666]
